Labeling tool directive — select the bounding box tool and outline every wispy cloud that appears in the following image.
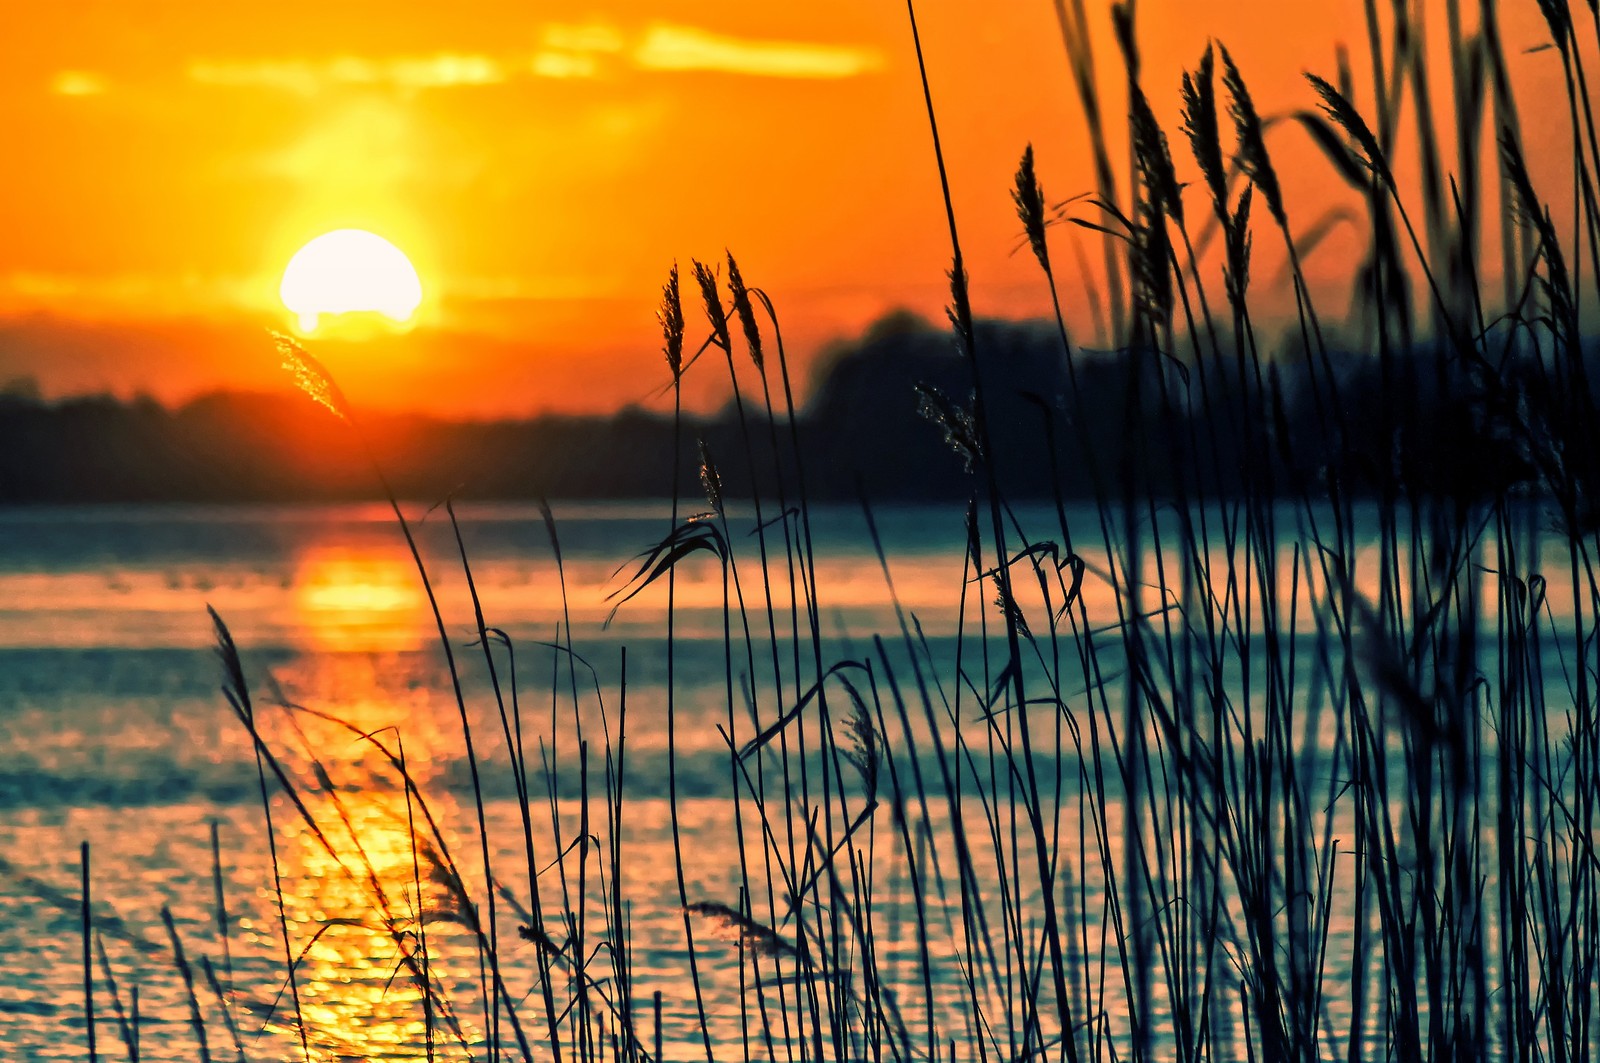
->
[530,52,599,80]
[187,22,884,94]
[528,21,624,78]
[0,270,263,318]
[51,70,107,96]
[634,25,883,79]
[543,23,626,56]
[188,53,506,95]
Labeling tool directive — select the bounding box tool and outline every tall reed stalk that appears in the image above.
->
[62,3,1600,1062]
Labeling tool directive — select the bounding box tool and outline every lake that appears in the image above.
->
[0,500,1586,1060]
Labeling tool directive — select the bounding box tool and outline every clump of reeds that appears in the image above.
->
[61,3,1600,1062]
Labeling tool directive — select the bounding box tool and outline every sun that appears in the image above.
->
[280,229,422,332]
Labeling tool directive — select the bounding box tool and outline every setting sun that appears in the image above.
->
[280,229,422,332]
[7,1,1600,1060]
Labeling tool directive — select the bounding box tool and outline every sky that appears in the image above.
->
[0,1,1579,416]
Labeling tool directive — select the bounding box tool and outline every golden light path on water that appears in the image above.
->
[270,672,462,1059]
[294,546,431,652]
[280,548,445,1057]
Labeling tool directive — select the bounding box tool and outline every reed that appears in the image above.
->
[58,2,1600,1061]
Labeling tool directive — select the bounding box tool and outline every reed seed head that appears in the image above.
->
[1225,183,1254,305]
[993,586,1032,642]
[684,902,796,958]
[1181,45,1228,223]
[946,264,975,359]
[1130,83,1183,226]
[915,383,981,473]
[659,264,685,381]
[1305,73,1383,179]
[1133,197,1174,326]
[725,252,764,369]
[1219,44,1286,227]
[1012,144,1051,272]
[698,437,724,517]
[843,700,880,798]
[692,259,731,353]
[273,331,351,422]
[516,923,565,957]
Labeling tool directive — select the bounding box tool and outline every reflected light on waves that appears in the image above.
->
[295,547,429,652]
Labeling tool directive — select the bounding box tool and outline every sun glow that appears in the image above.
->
[295,547,427,650]
[280,229,422,332]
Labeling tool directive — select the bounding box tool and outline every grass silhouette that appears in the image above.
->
[64,2,1600,1060]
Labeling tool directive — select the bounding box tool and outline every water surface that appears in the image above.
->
[0,500,1580,1060]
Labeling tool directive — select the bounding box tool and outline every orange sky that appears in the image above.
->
[0,1,1578,416]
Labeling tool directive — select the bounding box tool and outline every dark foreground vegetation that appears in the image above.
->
[39,1,1600,1062]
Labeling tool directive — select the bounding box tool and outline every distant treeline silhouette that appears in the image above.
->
[1,311,1593,507]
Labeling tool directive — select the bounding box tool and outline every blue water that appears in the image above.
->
[0,500,1584,1060]
[0,501,988,1060]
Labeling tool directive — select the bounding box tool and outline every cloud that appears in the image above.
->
[633,25,884,79]
[530,52,599,80]
[527,21,624,78]
[542,23,626,55]
[388,54,503,88]
[51,70,107,96]
[186,22,883,95]
[188,53,506,95]
[0,270,263,319]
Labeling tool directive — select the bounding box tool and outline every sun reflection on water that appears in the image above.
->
[264,664,486,1060]
[294,546,430,652]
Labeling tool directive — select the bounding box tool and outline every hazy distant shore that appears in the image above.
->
[3,314,1592,505]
